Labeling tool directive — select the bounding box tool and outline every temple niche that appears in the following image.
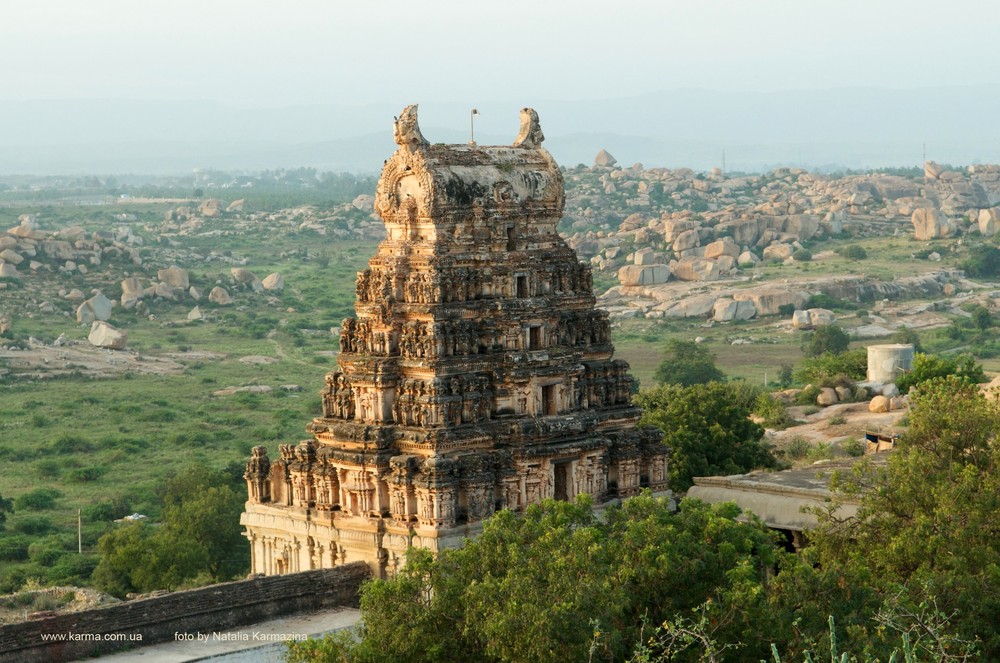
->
[241,105,668,578]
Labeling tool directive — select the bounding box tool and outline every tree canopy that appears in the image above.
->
[636,382,778,492]
[803,324,851,357]
[286,495,783,663]
[653,339,724,386]
[92,465,248,596]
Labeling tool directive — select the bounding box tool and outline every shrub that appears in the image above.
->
[0,535,31,561]
[795,349,867,386]
[803,325,851,357]
[958,243,1000,277]
[777,303,796,316]
[66,466,105,483]
[792,249,812,262]
[10,515,55,535]
[14,488,62,511]
[842,438,865,457]
[795,385,822,405]
[836,244,868,260]
[50,434,93,455]
[785,437,812,460]
[896,353,986,393]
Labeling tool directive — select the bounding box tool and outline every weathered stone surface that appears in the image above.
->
[0,263,18,279]
[712,298,756,322]
[121,277,143,308]
[76,293,114,324]
[733,287,808,316]
[979,208,1000,236]
[198,199,222,217]
[672,228,701,253]
[187,306,203,321]
[262,273,285,291]
[924,161,945,180]
[231,267,259,284]
[226,199,246,213]
[817,387,839,406]
[911,207,955,240]
[762,242,794,261]
[703,237,740,260]
[88,321,127,349]
[243,105,667,579]
[663,219,696,243]
[208,286,233,305]
[0,248,23,265]
[157,266,190,289]
[154,283,179,300]
[594,149,617,167]
[618,264,670,286]
[869,395,890,413]
[671,256,719,282]
[737,250,760,267]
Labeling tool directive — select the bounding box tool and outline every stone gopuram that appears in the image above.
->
[241,105,668,577]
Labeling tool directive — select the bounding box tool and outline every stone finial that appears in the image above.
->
[393,104,429,150]
[512,107,544,148]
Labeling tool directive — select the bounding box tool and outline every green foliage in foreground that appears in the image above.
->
[894,352,985,393]
[653,339,725,386]
[288,377,995,662]
[637,382,779,491]
[92,465,248,596]
[287,496,784,663]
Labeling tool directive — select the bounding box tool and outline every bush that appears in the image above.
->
[792,249,812,262]
[654,339,725,386]
[14,488,62,511]
[784,437,812,461]
[66,466,105,483]
[9,515,55,536]
[50,434,93,455]
[836,244,868,260]
[777,303,796,316]
[0,535,31,561]
[896,352,986,393]
[803,325,851,357]
[958,243,1000,277]
[795,385,822,405]
[795,349,867,386]
[842,438,865,457]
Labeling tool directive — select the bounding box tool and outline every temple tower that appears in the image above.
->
[241,105,668,577]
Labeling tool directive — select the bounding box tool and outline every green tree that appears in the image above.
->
[805,377,1000,658]
[890,326,923,354]
[895,352,985,393]
[803,324,850,357]
[636,382,778,492]
[794,348,867,386]
[971,304,993,332]
[653,339,724,386]
[286,495,784,663]
[92,465,248,596]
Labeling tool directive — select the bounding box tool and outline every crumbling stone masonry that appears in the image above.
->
[241,105,668,577]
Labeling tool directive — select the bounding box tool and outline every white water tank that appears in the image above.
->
[867,344,915,383]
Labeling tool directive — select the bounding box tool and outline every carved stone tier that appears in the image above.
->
[242,105,668,578]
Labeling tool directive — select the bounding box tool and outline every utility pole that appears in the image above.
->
[470,108,479,145]
[78,509,82,553]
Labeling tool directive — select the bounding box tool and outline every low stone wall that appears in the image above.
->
[0,562,370,663]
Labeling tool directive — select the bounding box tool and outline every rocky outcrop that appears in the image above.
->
[76,293,114,324]
[671,256,719,282]
[262,273,285,291]
[911,207,955,240]
[157,266,190,289]
[618,265,670,286]
[208,286,233,305]
[88,321,127,349]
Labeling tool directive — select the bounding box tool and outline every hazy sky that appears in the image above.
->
[3,0,998,108]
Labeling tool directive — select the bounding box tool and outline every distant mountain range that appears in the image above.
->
[1,87,998,175]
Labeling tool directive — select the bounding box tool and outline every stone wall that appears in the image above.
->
[0,562,369,663]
